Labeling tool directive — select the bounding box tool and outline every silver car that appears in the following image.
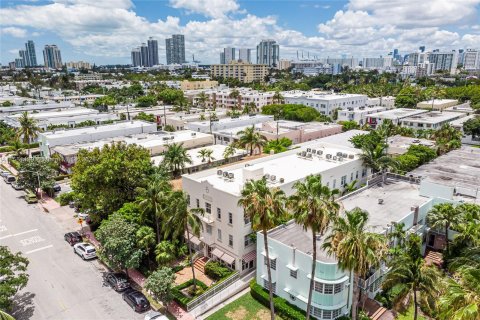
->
[73,242,97,260]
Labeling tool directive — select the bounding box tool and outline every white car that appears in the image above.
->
[73,242,97,260]
[144,311,168,320]
[77,212,90,221]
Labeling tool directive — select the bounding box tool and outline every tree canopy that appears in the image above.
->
[261,104,330,122]
[17,157,57,192]
[0,246,29,311]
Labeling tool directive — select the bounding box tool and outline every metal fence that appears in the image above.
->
[186,271,240,311]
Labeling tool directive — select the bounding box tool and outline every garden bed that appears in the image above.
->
[172,279,208,309]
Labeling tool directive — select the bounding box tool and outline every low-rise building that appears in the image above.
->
[366,108,428,129]
[366,96,395,108]
[180,80,218,91]
[448,115,480,146]
[416,99,459,111]
[187,114,274,134]
[167,110,229,131]
[337,106,387,125]
[0,102,75,118]
[185,88,275,111]
[51,130,213,173]
[182,141,370,274]
[210,61,269,83]
[443,102,474,115]
[282,91,368,117]
[400,111,465,130]
[38,120,157,156]
[45,94,105,105]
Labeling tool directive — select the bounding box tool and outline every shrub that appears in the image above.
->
[204,261,233,281]
[0,146,14,152]
[171,279,208,309]
[250,280,307,320]
[8,158,20,169]
[57,191,75,206]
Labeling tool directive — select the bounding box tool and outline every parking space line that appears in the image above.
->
[13,229,38,237]
[0,234,13,240]
[25,245,53,254]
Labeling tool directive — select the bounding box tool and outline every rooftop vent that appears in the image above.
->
[348,154,354,159]
[326,154,332,159]
[307,148,312,152]
[217,170,223,176]
[333,156,337,161]
[378,199,384,205]
[228,173,234,179]
[317,150,323,155]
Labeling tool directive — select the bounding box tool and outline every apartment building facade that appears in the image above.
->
[210,61,269,83]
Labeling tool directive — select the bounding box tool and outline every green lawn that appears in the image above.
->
[396,304,427,320]
[206,292,282,320]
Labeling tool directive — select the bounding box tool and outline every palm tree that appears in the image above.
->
[427,85,446,111]
[382,234,440,320]
[288,175,339,319]
[432,124,462,155]
[165,191,204,292]
[196,91,208,111]
[161,143,192,176]
[10,138,25,158]
[342,180,358,195]
[155,240,177,265]
[242,102,258,115]
[197,148,215,163]
[136,226,156,270]
[229,89,241,112]
[438,266,480,320]
[323,208,387,320]
[272,90,284,104]
[237,125,267,156]
[222,144,237,159]
[376,119,396,140]
[0,309,14,320]
[427,203,462,253]
[360,143,397,177]
[238,178,287,320]
[16,111,40,156]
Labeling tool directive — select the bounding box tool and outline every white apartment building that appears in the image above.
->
[463,49,480,70]
[38,120,157,156]
[282,91,367,117]
[182,142,370,274]
[4,108,118,131]
[337,106,387,125]
[417,99,459,111]
[187,114,274,133]
[450,115,480,146]
[0,102,75,118]
[366,96,395,108]
[400,111,465,130]
[45,94,105,105]
[166,110,229,131]
[185,88,275,110]
[362,57,393,70]
[366,108,428,129]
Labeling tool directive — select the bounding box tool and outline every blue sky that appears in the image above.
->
[1,0,479,65]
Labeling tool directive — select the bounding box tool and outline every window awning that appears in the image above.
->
[211,248,224,259]
[242,250,256,263]
[184,232,201,246]
[221,252,235,265]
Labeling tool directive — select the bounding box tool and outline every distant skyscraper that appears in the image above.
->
[147,37,159,66]
[166,34,185,65]
[43,45,63,69]
[429,51,458,74]
[25,40,37,67]
[140,43,149,67]
[256,39,279,67]
[238,48,252,63]
[19,50,27,68]
[463,49,480,70]
[131,48,142,67]
[220,47,235,64]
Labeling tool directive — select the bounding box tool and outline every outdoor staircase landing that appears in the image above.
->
[371,307,387,320]
[194,257,208,273]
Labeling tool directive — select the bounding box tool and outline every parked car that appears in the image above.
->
[53,184,61,192]
[77,212,89,221]
[69,201,76,208]
[64,232,83,246]
[24,190,38,204]
[11,182,24,190]
[144,311,168,320]
[0,170,10,178]
[4,175,15,184]
[122,289,150,313]
[105,272,131,292]
[73,242,97,260]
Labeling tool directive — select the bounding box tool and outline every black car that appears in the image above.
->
[53,184,61,192]
[64,232,83,246]
[105,272,131,292]
[122,289,150,313]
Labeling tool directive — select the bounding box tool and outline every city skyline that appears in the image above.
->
[1,0,479,65]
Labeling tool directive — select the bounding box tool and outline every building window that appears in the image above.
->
[244,211,251,225]
[310,307,322,318]
[186,194,190,206]
[324,284,334,294]
[334,283,343,294]
[217,208,221,220]
[362,168,367,177]
[323,310,332,319]
[340,175,346,187]
[217,229,222,241]
[332,309,341,318]
[333,179,336,188]
[263,279,276,294]
[350,172,354,181]
[264,257,276,270]
[244,234,254,247]
[314,281,323,293]
[205,202,211,214]
[196,198,200,208]
[356,171,359,179]
[228,235,233,247]
[206,225,212,234]
[290,269,297,279]
[228,212,233,225]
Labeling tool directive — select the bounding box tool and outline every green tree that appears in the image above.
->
[228,89,241,112]
[272,90,284,104]
[383,235,439,320]
[288,175,339,319]
[16,111,40,147]
[360,143,397,175]
[263,137,292,154]
[432,124,462,155]
[242,102,258,115]
[237,125,267,156]
[427,203,462,253]
[323,208,387,320]
[136,226,156,270]
[136,95,157,108]
[1,101,13,107]
[95,213,143,276]
[222,144,237,159]
[0,122,15,146]
[196,91,208,111]
[340,120,360,132]
[0,246,29,311]
[197,148,215,163]
[144,267,176,305]
[71,142,153,223]
[17,157,57,194]
[462,116,480,140]
[93,96,116,110]
[155,240,177,265]
[161,143,192,176]
[395,85,425,108]
[239,178,287,320]
[133,112,156,122]
[157,88,185,104]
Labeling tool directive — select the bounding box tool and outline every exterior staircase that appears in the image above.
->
[425,250,443,267]
[371,307,387,320]
[194,256,208,273]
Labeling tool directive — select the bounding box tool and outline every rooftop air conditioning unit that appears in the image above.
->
[342,153,347,158]
[279,178,285,183]
[170,136,174,140]
[228,173,234,179]
[378,199,384,205]
[265,174,270,179]
[333,156,337,161]
[191,133,196,136]
[297,152,302,156]
[301,151,307,157]
[326,154,332,159]
[336,152,343,157]
[307,148,311,152]
[217,170,223,176]
[311,149,316,154]
[307,153,313,158]
[348,154,354,159]
[338,157,343,162]
[223,171,229,178]
[317,150,323,155]
[271,175,276,182]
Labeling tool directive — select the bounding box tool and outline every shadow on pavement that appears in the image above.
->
[12,291,36,320]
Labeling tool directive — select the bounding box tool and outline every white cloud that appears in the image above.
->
[1,27,27,38]
[169,0,240,18]
[8,49,21,54]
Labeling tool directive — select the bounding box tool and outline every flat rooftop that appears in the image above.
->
[409,146,480,190]
[444,103,473,113]
[7,108,98,120]
[401,111,464,124]
[0,102,74,114]
[418,99,458,106]
[282,90,366,101]
[311,130,367,148]
[450,114,478,128]
[268,222,336,263]
[368,108,428,120]
[387,135,435,155]
[340,179,430,233]
[186,141,360,195]
[188,114,273,127]
[40,120,154,139]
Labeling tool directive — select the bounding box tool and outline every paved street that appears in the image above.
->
[0,180,144,320]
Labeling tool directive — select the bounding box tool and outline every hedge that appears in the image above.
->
[56,191,75,206]
[0,146,14,152]
[55,174,71,181]
[250,280,309,320]
[172,279,208,309]
[204,261,233,281]
[8,158,20,170]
